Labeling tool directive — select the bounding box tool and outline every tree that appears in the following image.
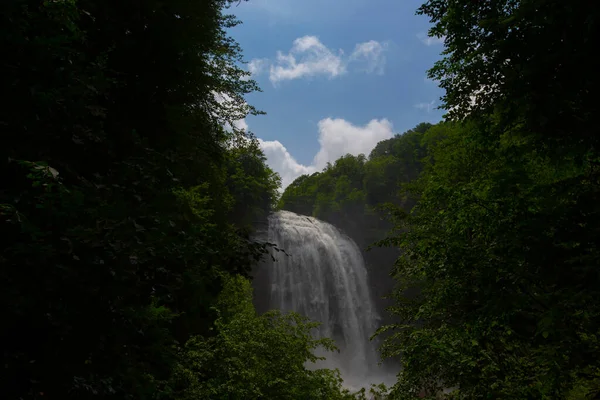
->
[278,174,319,217]
[0,1,279,398]
[378,119,600,398]
[225,135,281,228]
[376,1,600,396]
[170,275,368,400]
[420,0,599,155]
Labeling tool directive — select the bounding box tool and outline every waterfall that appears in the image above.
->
[254,210,394,390]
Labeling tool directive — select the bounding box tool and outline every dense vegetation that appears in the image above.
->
[172,275,369,399]
[0,1,372,399]
[3,0,598,398]
[278,122,431,233]
[279,0,600,398]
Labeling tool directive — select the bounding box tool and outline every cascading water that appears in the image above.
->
[254,210,394,390]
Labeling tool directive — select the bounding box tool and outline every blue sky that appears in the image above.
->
[228,0,445,188]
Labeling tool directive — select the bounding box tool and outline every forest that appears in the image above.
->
[1,0,599,399]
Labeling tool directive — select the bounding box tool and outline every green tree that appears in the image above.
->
[170,275,367,400]
[378,119,600,398]
[225,135,281,229]
[0,0,279,399]
[278,125,433,246]
[420,0,599,154]
[278,174,320,216]
[377,1,600,396]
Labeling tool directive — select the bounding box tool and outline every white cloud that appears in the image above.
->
[313,118,393,169]
[414,100,436,113]
[250,36,389,84]
[258,139,317,189]
[269,36,346,84]
[417,32,445,46]
[349,40,388,75]
[248,58,269,76]
[258,118,394,189]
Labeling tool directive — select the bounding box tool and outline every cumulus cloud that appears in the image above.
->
[249,36,388,84]
[414,100,436,113]
[349,40,388,75]
[258,117,394,189]
[417,32,445,46]
[268,36,346,83]
[313,118,393,169]
[248,58,269,76]
[258,139,317,188]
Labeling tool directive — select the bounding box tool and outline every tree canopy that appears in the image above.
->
[373,1,600,398]
[0,1,351,399]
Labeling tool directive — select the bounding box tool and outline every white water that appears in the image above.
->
[257,210,395,390]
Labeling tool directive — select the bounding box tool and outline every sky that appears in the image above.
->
[228,0,446,188]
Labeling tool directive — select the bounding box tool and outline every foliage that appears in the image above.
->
[0,0,283,399]
[225,134,281,229]
[171,275,372,400]
[377,119,600,398]
[420,0,599,155]
[278,124,432,246]
[375,1,600,398]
